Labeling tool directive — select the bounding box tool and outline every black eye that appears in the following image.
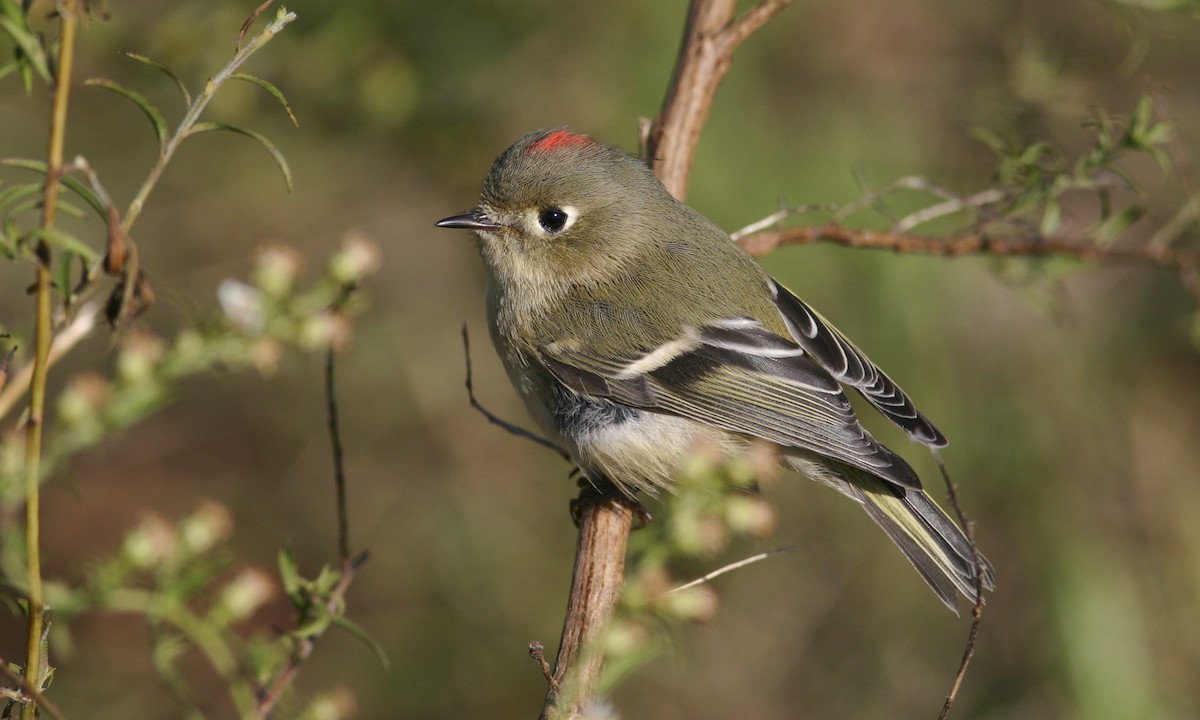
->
[538,208,569,233]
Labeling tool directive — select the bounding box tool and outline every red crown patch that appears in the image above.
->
[526,129,594,154]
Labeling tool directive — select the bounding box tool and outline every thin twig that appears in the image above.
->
[929,449,984,720]
[892,189,1008,233]
[122,7,296,232]
[671,545,795,593]
[0,655,67,720]
[325,347,350,564]
[529,642,559,692]
[461,324,569,461]
[736,223,1198,269]
[729,203,832,241]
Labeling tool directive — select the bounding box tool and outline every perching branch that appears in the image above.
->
[539,1,791,718]
[736,223,1200,307]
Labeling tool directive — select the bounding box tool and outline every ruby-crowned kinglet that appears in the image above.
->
[437,129,993,611]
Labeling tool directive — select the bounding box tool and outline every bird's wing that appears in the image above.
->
[768,279,947,447]
[540,317,921,489]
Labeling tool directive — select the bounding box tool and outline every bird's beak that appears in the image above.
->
[435,208,502,231]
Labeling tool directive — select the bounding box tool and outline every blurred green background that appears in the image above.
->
[2,0,1199,718]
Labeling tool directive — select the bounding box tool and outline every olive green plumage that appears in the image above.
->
[437,128,993,611]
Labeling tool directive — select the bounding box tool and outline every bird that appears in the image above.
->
[436,128,993,611]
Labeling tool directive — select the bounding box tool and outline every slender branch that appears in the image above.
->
[326,348,350,563]
[736,223,1198,268]
[540,2,793,717]
[646,0,793,200]
[121,7,296,232]
[21,4,80,717]
[256,293,364,717]
[670,545,795,593]
[461,325,569,460]
[929,450,984,720]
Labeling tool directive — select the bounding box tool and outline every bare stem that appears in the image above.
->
[20,3,79,718]
[646,0,793,200]
[540,494,634,720]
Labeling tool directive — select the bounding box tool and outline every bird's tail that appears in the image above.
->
[787,455,994,613]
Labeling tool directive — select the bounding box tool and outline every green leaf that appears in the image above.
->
[312,564,339,594]
[22,227,100,263]
[186,122,293,191]
[122,52,192,107]
[0,15,51,87]
[278,547,301,598]
[55,250,77,302]
[232,72,298,127]
[1039,200,1062,236]
[1,157,110,219]
[85,78,168,151]
[331,615,390,668]
[0,181,41,216]
[292,610,333,638]
[1091,206,1144,246]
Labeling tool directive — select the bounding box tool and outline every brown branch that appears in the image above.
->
[930,450,984,720]
[539,2,792,718]
[737,223,1198,268]
[540,491,634,720]
[646,0,793,200]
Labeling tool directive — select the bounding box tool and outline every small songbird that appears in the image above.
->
[437,129,993,611]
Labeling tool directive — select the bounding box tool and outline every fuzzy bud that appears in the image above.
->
[179,500,233,554]
[328,232,380,285]
[254,244,301,298]
[217,567,275,621]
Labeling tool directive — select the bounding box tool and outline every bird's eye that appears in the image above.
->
[538,208,569,233]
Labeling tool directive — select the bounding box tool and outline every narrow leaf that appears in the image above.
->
[1039,200,1062,236]
[292,611,333,638]
[0,181,41,215]
[122,52,192,107]
[0,15,50,85]
[86,78,168,150]
[22,227,100,263]
[232,72,298,127]
[1092,206,1145,245]
[1,157,110,219]
[331,615,390,668]
[186,122,293,191]
[278,547,301,597]
[55,250,77,303]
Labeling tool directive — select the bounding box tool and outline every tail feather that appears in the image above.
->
[787,454,994,613]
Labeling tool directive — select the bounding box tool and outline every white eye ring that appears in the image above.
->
[536,205,578,234]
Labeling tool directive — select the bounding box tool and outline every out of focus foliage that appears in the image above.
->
[2,0,1199,719]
